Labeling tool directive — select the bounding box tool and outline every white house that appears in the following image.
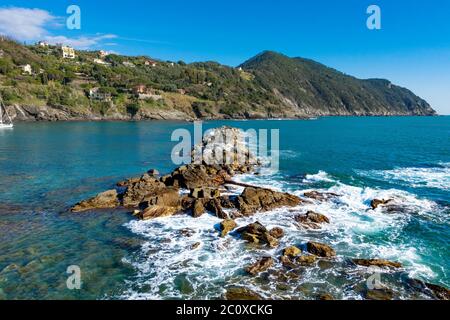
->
[144,60,157,67]
[93,58,110,66]
[61,45,76,59]
[123,61,135,68]
[20,64,32,75]
[99,50,109,58]
[89,88,112,102]
[37,41,49,47]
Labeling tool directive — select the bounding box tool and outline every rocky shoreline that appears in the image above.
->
[4,104,439,123]
[71,126,449,300]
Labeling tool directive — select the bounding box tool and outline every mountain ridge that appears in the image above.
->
[0,39,436,121]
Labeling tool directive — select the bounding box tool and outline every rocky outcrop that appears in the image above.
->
[295,211,330,229]
[71,190,120,212]
[282,246,301,258]
[138,205,179,220]
[269,227,284,239]
[370,199,393,210]
[121,173,169,207]
[236,222,279,248]
[220,219,237,237]
[306,241,336,257]
[245,257,274,275]
[281,246,316,268]
[236,187,302,215]
[353,259,402,269]
[303,191,339,201]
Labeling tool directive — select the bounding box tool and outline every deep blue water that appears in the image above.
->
[0,117,448,299]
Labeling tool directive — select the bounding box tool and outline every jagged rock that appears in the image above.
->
[139,187,180,209]
[424,282,450,300]
[122,173,169,207]
[167,164,230,189]
[224,287,262,300]
[190,187,220,199]
[353,259,402,268]
[370,199,393,210]
[220,219,237,237]
[138,205,179,220]
[295,210,329,229]
[303,191,339,201]
[236,221,279,247]
[192,199,205,217]
[269,227,284,239]
[236,187,302,215]
[306,241,336,257]
[282,246,301,258]
[219,196,237,209]
[178,228,195,237]
[245,257,274,275]
[205,198,228,219]
[71,190,120,212]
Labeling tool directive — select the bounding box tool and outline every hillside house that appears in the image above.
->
[132,85,162,101]
[61,45,76,59]
[144,60,157,67]
[123,61,135,68]
[99,50,109,58]
[93,58,110,66]
[37,41,49,47]
[89,88,112,102]
[20,64,32,75]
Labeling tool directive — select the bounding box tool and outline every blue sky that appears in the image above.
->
[0,0,449,114]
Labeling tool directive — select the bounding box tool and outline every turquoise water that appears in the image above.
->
[0,117,448,299]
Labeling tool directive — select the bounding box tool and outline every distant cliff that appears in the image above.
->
[0,39,435,121]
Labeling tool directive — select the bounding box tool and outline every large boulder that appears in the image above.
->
[370,199,393,210]
[138,205,179,220]
[205,198,227,219]
[165,164,230,189]
[295,211,329,229]
[282,246,301,258]
[236,187,302,215]
[192,199,205,217]
[353,259,402,269]
[306,241,336,257]
[190,187,220,199]
[121,173,168,207]
[269,227,284,239]
[220,219,237,237]
[236,221,279,248]
[245,257,274,275]
[71,190,120,212]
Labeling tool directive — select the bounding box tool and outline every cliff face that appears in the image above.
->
[0,38,436,121]
[239,51,436,116]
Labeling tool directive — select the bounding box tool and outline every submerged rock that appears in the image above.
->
[236,187,302,215]
[317,293,334,300]
[306,241,336,257]
[220,219,237,237]
[224,287,262,300]
[353,258,402,269]
[236,221,279,248]
[424,282,450,300]
[245,257,274,275]
[71,189,120,212]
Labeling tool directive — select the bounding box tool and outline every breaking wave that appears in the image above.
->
[119,170,447,300]
[357,163,450,191]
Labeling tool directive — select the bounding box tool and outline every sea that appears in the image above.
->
[0,116,448,299]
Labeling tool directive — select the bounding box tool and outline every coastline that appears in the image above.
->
[4,104,439,123]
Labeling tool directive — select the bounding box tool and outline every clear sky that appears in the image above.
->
[1,0,449,114]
